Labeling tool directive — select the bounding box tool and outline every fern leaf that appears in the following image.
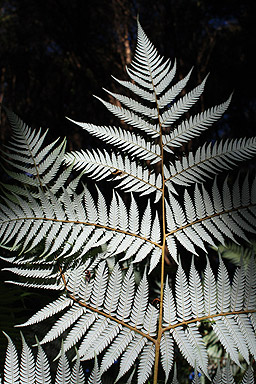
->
[128,193,139,234]
[203,256,217,316]
[211,317,241,366]
[154,59,176,95]
[88,355,102,384]
[90,262,108,310]
[20,333,35,384]
[111,75,156,103]
[67,120,161,163]
[236,314,256,359]
[115,334,147,383]
[35,341,52,384]
[94,96,160,137]
[148,247,162,274]
[175,260,191,322]
[171,363,180,384]
[140,200,152,239]
[160,332,174,383]
[129,270,149,328]
[66,265,86,297]
[192,370,202,384]
[78,317,110,359]
[245,255,256,310]
[212,364,222,384]
[81,323,122,361]
[163,95,232,150]
[163,276,177,326]
[64,148,161,196]
[116,265,135,321]
[231,263,245,311]
[120,237,144,261]
[189,256,204,318]
[158,68,193,109]
[187,324,208,377]
[131,19,166,87]
[55,347,71,384]
[2,108,71,193]
[137,342,155,384]
[103,263,122,314]
[223,315,249,363]
[131,241,155,264]
[166,138,256,187]
[62,312,97,354]
[2,266,57,279]
[17,296,72,327]
[217,257,230,313]
[165,235,178,263]
[39,304,85,345]
[142,304,158,336]
[166,175,256,259]
[69,355,85,384]
[102,90,158,118]
[161,75,208,127]
[171,326,195,367]
[241,365,254,384]
[100,328,134,375]
[222,359,236,384]
[5,280,63,290]
[3,332,19,384]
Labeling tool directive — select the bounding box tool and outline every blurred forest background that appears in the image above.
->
[0,0,256,380]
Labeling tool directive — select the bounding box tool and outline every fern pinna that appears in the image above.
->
[0,20,256,384]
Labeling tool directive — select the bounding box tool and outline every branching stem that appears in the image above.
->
[58,263,156,343]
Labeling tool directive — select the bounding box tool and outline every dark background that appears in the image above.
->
[0,0,255,380]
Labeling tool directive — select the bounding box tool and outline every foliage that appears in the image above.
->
[0,20,256,383]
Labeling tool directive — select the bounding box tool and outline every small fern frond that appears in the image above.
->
[94,96,160,138]
[35,338,52,384]
[69,355,85,384]
[55,344,71,384]
[88,355,101,384]
[165,174,256,261]
[241,364,255,384]
[165,137,256,187]
[20,332,35,384]
[129,19,169,92]
[163,95,232,151]
[102,89,158,118]
[158,67,192,109]
[160,332,174,383]
[221,359,236,384]
[161,75,208,127]
[3,332,19,384]
[162,257,256,374]
[65,148,162,198]
[17,296,71,328]
[66,120,161,164]
[2,108,71,194]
